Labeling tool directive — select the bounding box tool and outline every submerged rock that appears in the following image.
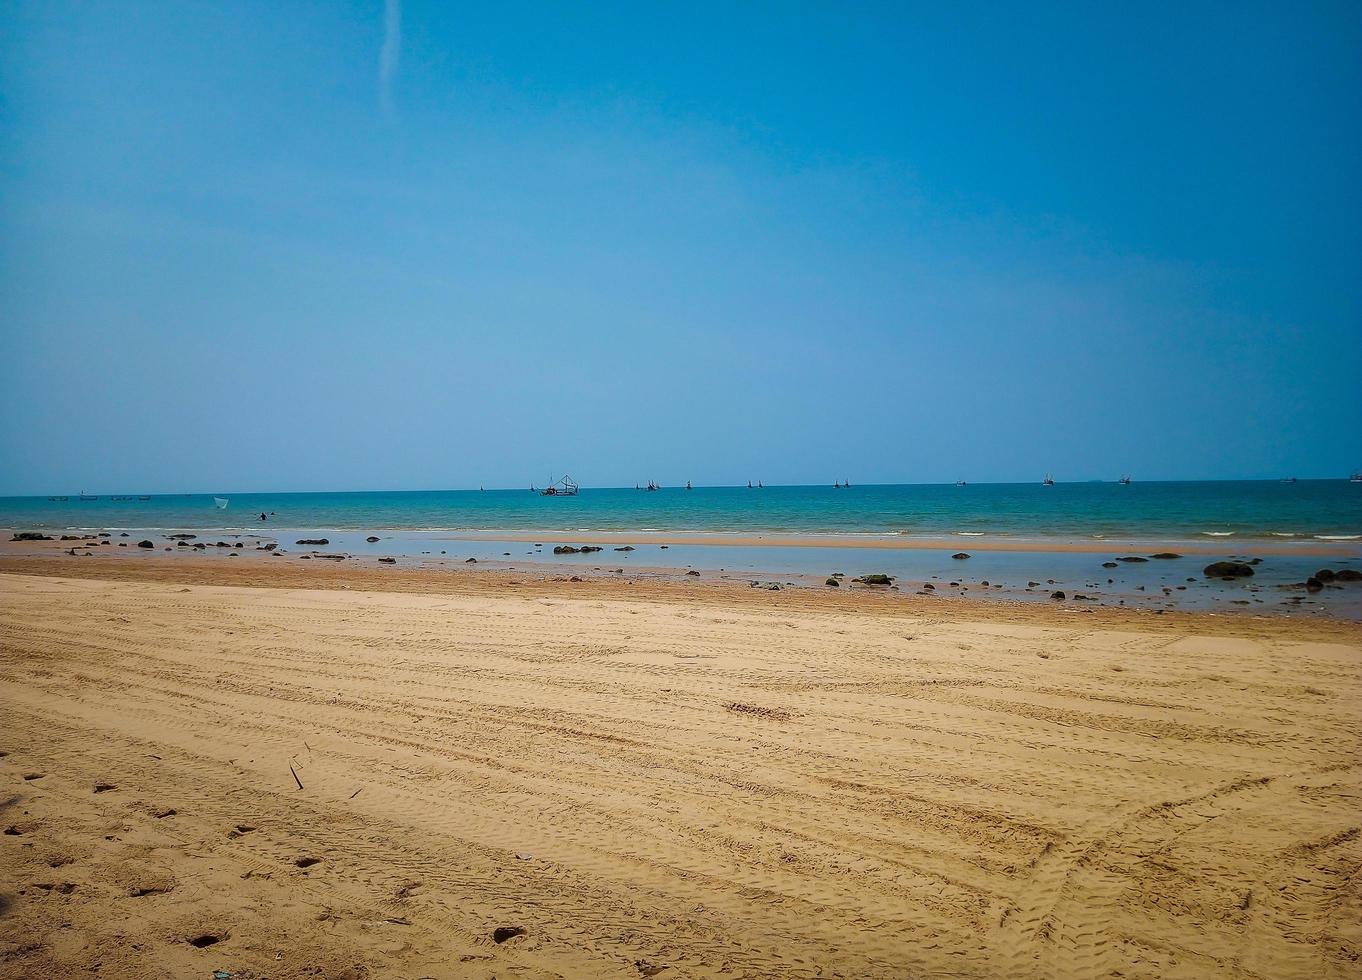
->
[1101,562,1118,569]
[553,546,580,554]
[856,574,895,586]
[1314,568,1336,583]
[366,536,380,543]
[296,538,329,546]
[1306,577,1324,592]
[1149,552,1181,560]
[1334,569,1362,582]
[379,557,396,564]
[951,552,970,560]
[1117,556,1148,563]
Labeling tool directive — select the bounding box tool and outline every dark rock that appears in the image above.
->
[120,532,129,536]
[1149,553,1181,560]
[553,546,580,554]
[193,542,206,549]
[177,541,188,547]
[1306,577,1324,592]
[379,557,396,564]
[951,552,970,560]
[857,574,894,586]
[825,577,840,587]
[1334,569,1362,582]
[1204,561,1254,578]
[493,926,526,944]
[169,533,196,540]
[1027,581,1039,588]
[1314,569,1336,583]
[263,543,277,551]
[1051,591,1066,600]
[465,557,477,563]
[579,546,603,554]
[366,536,380,543]
[11,532,53,541]
[686,570,700,576]
[1117,556,1148,563]
[1248,558,1263,565]
[922,583,935,590]
[136,539,154,549]
[569,576,582,582]
[296,538,329,546]
[614,546,635,551]
[1102,561,1118,568]
[60,534,82,540]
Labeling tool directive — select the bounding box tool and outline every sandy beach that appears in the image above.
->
[2,561,1359,979]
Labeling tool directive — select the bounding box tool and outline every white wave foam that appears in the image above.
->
[956,531,984,536]
[1201,531,1234,537]
[1316,534,1361,541]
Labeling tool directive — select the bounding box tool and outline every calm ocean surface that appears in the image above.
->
[2,481,1358,541]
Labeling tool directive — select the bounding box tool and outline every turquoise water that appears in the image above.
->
[2,481,1358,540]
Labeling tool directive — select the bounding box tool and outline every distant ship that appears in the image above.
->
[1280,477,1298,484]
[1042,474,1055,486]
[540,475,579,496]
[1350,472,1361,483]
[955,480,967,487]
[1118,474,1132,485]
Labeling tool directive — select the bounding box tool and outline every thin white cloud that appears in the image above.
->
[380,0,401,114]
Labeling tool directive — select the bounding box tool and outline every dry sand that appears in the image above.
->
[1,564,1359,979]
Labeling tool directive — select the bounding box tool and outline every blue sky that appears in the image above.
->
[1,1,1358,493]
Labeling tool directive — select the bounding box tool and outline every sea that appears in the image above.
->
[5,481,1360,617]
[2,481,1359,540]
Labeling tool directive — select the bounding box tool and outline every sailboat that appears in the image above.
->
[748,480,753,489]
[685,480,692,490]
[214,497,229,509]
[645,480,660,491]
[1042,474,1055,486]
[1118,474,1132,485]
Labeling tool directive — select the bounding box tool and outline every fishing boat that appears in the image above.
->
[1351,471,1362,483]
[1280,477,1298,484]
[1118,474,1132,485]
[79,491,97,501]
[214,497,229,509]
[955,480,967,487]
[685,481,692,490]
[540,475,579,496]
[138,495,150,500]
[1042,474,1055,486]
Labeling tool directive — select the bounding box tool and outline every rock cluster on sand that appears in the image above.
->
[136,540,154,549]
[855,574,894,586]
[296,538,329,546]
[11,532,53,541]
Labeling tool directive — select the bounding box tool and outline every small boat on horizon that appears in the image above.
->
[214,497,229,509]
[685,480,692,490]
[1042,474,1055,486]
[955,479,967,487]
[540,475,579,496]
[1118,474,1132,485]
[1280,477,1298,484]
[1349,471,1361,483]
[645,480,660,491]
[79,491,97,501]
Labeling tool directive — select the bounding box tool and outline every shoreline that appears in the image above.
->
[6,523,1360,556]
